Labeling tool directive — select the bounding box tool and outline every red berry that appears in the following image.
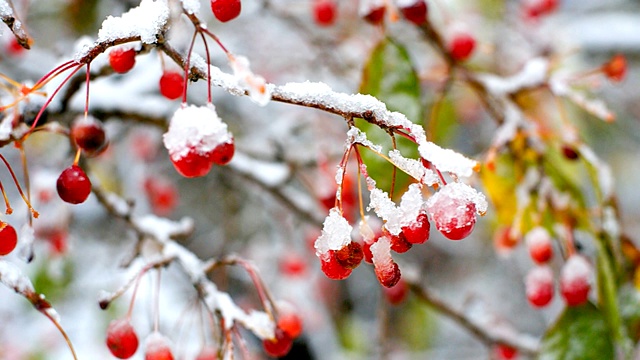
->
[399,0,428,25]
[57,165,92,204]
[363,6,386,24]
[494,226,520,255]
[262,328,293,358]
[170,147,214,178]
[313,0,337,26]
[7,37,25,56]
[106,319,139,359]
[71,117,108,156]
[279,253,308,277]
[389,233,412,253]
[375,260,401,288]
[0,223,18,256]
[561,144,579,160]
[210,140,235,165]
[525,265,554,308]
[195,347,218,360]
[523,0,558,19]
[210,0,241,23]
[334,241,364,269]
[494,344,518,360]
[143,177,178,216]
[362,239,374,263]
[109,48,136,74]
[448,33,476,62]
[277,307,303,339]
[602,54,627,82]
[560,255,591,306]
[382,278,409,305]
[401,212,430,244]
[144,333,174,360]
[159,71,184,100]
[320,251,352,280]
[526,227,553,264]
[427,189,477,241]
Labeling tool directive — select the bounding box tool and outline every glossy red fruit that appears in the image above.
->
[210,140,235,165]
[170,147,214,178]
[399,0,428,25]
[402,212,430,244]
[560,255,591,306]
[390,233,412,253]
[494,226,520,255]
[159,71,184,100]
[57,165,92,204]
[494,344,518,360]
[313,0,337,26]
[277,310,303,339]
[71,117,108,156]
[362,239,374,263]
[195,346,218,360]
[428,194,477,241]
[561,144,579,160]
[448,33,476,62]
[363,5,386,24]
[602,54,627,82]
[143,177,178,216]
[375,260,401,288]
[262,328,293,358]
[526,227,553,264]
[382,278,409,305]
[210,0,241,22]
[0,223,18,256]
[106,319,139,359]
[145,333,174,360]
[109,48,136,74]
[335,241,364,269]
[525,265,554,308]
[320,251,352,280]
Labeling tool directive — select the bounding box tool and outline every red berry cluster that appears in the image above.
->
[262,307,303,358]
[525,254,592,308]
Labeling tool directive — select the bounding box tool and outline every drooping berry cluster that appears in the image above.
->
[162,105,235,178]
[262,303,304,357]
[525,253,592,308]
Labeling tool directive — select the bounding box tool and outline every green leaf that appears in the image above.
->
[538,303,615,360]
[360,37,423,123]
[357,37,423,195]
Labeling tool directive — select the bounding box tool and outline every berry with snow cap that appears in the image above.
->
[163,105,234,178]
[401,212,430,244]
[560,255,592,306]
[525,226,553,264]
[525,265,554,308]
[426,183,480,240]
[335,241,364,269]
[144,332,174,360]
[106,319,139,359]
[371,236,401,288]
[360,0,386,24]
[262,327,293,357]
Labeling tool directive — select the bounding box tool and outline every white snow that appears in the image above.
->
[346,127,382,154]
[0,0,13,17]
[228,55,272,106]
[359,0,385,17]
[426,182,488,216]
[368,184,426,235]
[314,208,353,256]
[180,0,201,15]
[388,149,439,185]
[476,58,549,96]
[228,152,290,188]
[561,255,592,283]
[549,78,615,122]
[0,260,35,295]
[395,0,422,8]
[162,104,232,160]
[370,235,394,269]
[525,226,551,249]
[578,144,614,200]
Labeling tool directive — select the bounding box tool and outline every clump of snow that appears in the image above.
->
[550,77,615,122]
[229,55,271,106]
[429,182,487,215]
[144,332,173,353]
[346,127,382,154]
[418,142,478,178]
[525,265,554,290]
[370,236,393,269]
[389,149,439,185]
[359,0,385,16]
[0,0,13,17]
[314,208,353,256]
[228,152,290,188]
[162,104,232,160]
[180,0,200,14]
[0,260,35,295]
[476,58,549,96]
[525,226,551,249]
[368,184,425,235]
[577,144,614,200]
[18,224,35,263]
[358,217,376,244]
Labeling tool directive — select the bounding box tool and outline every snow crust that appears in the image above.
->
[525,226,551,249]
[314,208,353,256]
[162,104,232,160]
[561,255,592,283]
[0,0,12,17]
[476,58,549,96]
[228,152,290,188]
[359,0,385,16]
[370,235,393,269]
[525,265,553,290]
[426,182,488,216]
[0,260,35,295]
[368,183,424,235]
[180,0,201,15]
[396,0,422,8]
[389,149,439,185]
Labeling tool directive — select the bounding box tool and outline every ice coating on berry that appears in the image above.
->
[525,265,554,308]
[525,226,553,263]
[106,319,139,359]
[314,208,353,256]
[163,105,232,160]
[560,255,592,306]
[144,332,174,360]
[426,183,482,240]
[371,236,401,287]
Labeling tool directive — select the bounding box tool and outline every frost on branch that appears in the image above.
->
[75,0,169,60]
